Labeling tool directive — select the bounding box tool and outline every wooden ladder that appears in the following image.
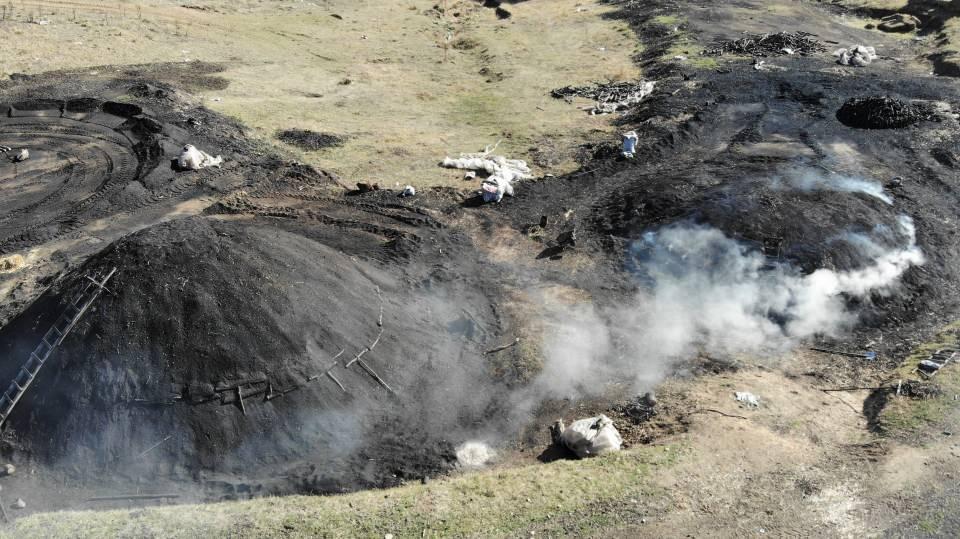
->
[0,267,117,426]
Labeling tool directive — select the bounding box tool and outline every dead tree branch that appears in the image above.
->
[692,408,748,420]
[485,337,520,355]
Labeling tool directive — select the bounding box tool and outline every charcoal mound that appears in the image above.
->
[276,129,346,151]
[836,96,937,129]
[0,214,508,498]
[702,31,827,57]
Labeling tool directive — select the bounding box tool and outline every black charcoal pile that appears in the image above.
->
[836,96,938,129]
[276,129,346,151]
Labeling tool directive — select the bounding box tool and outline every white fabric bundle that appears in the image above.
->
[442,151,531,203]
[559,414,623,458]
[177,144,223,170]
[834,45,877,67]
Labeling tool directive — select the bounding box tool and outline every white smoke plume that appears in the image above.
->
[771,168,892,204]
[529,216,923,398]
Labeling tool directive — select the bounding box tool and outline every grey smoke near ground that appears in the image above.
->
[771,167,892,204]
[524,216,923,403]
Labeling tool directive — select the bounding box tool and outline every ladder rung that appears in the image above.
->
[26,355,43,370]
[15,371,33,386]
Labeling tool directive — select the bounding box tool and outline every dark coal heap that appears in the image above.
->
[276,129,346,151]
[0,213,510,499]
[836,96,939,129]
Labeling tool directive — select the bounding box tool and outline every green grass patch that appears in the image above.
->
[879,321,960,439]
[651,15,683,26]
[5,446,676,539]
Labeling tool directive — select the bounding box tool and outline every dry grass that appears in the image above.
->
[3,446,674,538]
[0,0,641,189]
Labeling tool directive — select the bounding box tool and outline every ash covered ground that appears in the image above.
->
[0,0,959,524]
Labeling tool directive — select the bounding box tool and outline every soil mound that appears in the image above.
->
[276,129,346,151]
[0,214,508,498]
[836,96,937,129]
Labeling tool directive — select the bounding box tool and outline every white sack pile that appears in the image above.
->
[441,147,532,203]
[559,414,623,459]
[177,144,223,170]
[834,45,878,67]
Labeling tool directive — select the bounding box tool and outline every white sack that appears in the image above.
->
[442,151,531,203]
[177,144,223,170]
[834,45,877,66]
[559,414,623,458]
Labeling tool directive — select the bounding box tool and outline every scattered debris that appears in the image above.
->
[400,185,416,198]
[917,349,955,377]
[898,379,943,399]
[834,45,877,67]
[555,227,577,250]
[919,360,944,374]
[455,441,496,467]
[356,182,380,193]
[753,58,766,71]
[176,144,223,170]
[619,392,657,424]
[442,142,531,203]
[878,13,921,34]
[0,146,10,152]
[836,97,938,129]
[734,391,760,408]
[809,347,877,360]
[0,255,24,273]
[557,414,623,458]
[551,80,655,115]
[702,32,826,57]
[276,129,346,151]
[622,131,639,158]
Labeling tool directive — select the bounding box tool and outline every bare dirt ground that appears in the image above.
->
[1,0,640,188]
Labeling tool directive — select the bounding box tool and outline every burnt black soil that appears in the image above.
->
[498,0,960,357]
[276,129,346,151]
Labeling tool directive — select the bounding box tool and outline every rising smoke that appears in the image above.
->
[771,167,892,204]
[527,216,923,400]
